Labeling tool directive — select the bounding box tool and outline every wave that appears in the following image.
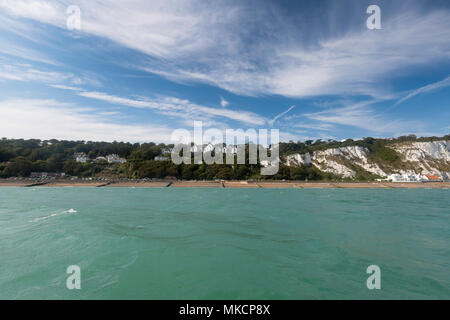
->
[29,208,77,222]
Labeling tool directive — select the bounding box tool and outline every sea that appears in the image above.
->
[0,187,449,299]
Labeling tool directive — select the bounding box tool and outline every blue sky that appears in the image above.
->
[0,0,449,143]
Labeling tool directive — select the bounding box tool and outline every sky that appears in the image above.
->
[0,0,449,143]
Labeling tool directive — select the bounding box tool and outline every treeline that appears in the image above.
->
[0,134,448,180]
[0,138,167,178]
[124,156,335,181]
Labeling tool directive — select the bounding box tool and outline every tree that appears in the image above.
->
[181,165,196,180]
[165,164,179,178]
[6,157,33,177]
[63,160,79,175]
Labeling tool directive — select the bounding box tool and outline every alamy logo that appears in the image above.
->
[366,5,381,30]
[66,5,82,31]
[171,121,280,175]
[66,265,81,290]
[366,265,381,290]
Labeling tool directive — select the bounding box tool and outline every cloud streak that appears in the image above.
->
[396,76,450,105]
[0,62,70,83]
[268,105,295,127]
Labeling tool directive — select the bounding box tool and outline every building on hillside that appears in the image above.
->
[154,156,169,161]
[106,154,127,164]
[74,152,89,163]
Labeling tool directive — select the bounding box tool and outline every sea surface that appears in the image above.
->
[0,187,449,299]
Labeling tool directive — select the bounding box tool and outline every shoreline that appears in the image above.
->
[0,179,449,189]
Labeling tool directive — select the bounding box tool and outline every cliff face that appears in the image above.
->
[285,140,450,180]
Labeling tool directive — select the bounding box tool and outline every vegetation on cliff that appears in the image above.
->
[0,134,448,180]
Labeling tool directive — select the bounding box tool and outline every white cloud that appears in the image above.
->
[294,123,335,131]
[75,90,267,126]
[0,62,68,82]
[2,1,450,98]
[0,71,23,81]
[0,0,62,23]
[396,76,450,105]
[0,42,59,66]
[303,100,425,135]
[0,98,285,144]
[0,61,100,87]
[0,98,174,142]
[49,84,82,91]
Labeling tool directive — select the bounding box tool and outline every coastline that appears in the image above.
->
[0,179,449,189]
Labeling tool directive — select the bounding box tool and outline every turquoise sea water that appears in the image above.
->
[0,187,449,299]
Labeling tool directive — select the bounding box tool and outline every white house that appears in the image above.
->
[106,154,127,164]
[154,156,169,161]
[74,152,89,163]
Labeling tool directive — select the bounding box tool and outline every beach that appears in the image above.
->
[1,179,449,188]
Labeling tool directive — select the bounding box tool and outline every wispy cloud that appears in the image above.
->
[304,100,425,135]
[0,61,99,87]
[396,76,450,105]
[0,63,68,83]
[49,84,82,91]
[294,123,335,131]
[0,42,59,66]
[3,1,450,98]
[71,89,267,126]
[0,98,174,142]
[0,0,62,23]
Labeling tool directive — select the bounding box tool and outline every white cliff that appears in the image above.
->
[392,141,450,180]
[285,153,312,166]
[285,146,379,178]
[284,140,450,180]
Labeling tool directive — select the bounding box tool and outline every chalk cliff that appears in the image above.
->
[285,141,450,180]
